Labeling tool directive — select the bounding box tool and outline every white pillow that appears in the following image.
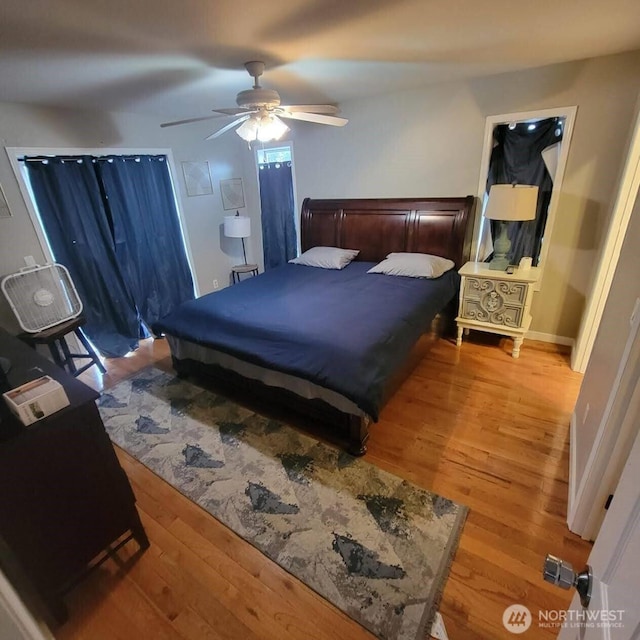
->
[289,246,360,270]
[367,252,455,279]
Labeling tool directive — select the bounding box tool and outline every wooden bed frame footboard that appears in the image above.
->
[172,355,371,456]
[174,195,475,456]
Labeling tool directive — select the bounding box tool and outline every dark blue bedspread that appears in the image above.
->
[153,262,459,420]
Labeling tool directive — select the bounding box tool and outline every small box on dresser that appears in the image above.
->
[455,261,541,358]
[3,376,69,425]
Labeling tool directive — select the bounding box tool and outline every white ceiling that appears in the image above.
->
[1,0,639,119]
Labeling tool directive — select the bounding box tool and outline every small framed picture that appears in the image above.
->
[0,183,12,218]
[220,178,245,210]
[182,161,213,197]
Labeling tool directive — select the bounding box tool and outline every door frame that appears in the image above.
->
[0,566,51,640]
[568,278,640,539]
[559,419,640,640]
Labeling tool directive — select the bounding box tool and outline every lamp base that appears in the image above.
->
[489,221,511,271]
[488,256,510,271]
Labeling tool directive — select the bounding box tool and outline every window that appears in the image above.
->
[256,146,292,164]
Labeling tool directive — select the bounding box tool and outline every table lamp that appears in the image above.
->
[224,211,251,265]
[484,184,538,271]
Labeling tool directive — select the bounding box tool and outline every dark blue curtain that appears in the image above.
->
[486,118,563,266]
[95,155,194,328]
[258,162,297,269]
[25,157,140,357]
[25,154,195,357]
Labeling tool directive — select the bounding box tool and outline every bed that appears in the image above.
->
[154,196,475,455]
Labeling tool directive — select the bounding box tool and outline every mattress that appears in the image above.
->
[153,261,459,420]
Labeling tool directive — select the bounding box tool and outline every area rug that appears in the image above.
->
[99,367,467,640]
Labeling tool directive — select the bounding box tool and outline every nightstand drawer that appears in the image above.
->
[460,298,524,328]
[464,277,527,306]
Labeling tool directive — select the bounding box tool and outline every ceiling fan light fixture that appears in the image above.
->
[235,116,260,142]
[257,114,289,142]
[235,113,289,143]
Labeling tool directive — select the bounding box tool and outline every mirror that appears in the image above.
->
[474,107,577,274]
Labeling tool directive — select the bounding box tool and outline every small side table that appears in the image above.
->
[231,263,259,284]
[455,261,541,358]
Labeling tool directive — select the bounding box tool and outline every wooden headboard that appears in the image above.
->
[300,196,475,269]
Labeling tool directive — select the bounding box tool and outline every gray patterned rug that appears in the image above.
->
[99,367,467,640]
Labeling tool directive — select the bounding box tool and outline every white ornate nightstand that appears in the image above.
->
[455,261,540,358]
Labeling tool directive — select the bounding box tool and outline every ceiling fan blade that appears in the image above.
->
[280,105,339,115]
[212,108,254,116]
[160,115,226,128]
[279,111,348,127]
[205,115,251,140]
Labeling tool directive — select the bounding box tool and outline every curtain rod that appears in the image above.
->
[17,154,166,162]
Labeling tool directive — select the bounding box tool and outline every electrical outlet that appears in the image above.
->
[583,403,590,424]
[212,279,219,290]
[24,255,36,267]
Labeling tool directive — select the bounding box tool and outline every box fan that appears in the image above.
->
[1,264,83,333]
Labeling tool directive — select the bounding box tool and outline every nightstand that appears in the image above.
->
[231,263,259,284]
[455,261,540,358]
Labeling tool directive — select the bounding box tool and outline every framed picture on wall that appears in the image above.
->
[182,161,213,197]
[220,178,245,210]
[0,183,12,218]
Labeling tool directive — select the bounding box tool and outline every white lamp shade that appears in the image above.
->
[224,215,251,238]
[235,114,289,143]
[257,115,289,142]
[236,117,259,142]
[484,184,539,221]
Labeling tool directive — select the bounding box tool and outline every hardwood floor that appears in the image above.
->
[57,334,592,640]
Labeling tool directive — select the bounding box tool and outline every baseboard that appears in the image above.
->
[525,330,575,347]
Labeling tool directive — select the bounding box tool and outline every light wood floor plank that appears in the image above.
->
[54,334,592,640]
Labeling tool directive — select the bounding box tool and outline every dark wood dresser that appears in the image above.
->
[0,328,148,624]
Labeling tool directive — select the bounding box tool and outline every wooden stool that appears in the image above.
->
[18,317,106,377]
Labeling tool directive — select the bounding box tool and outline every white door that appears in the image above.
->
[558,426,640,640]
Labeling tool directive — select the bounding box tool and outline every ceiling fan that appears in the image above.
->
[160,61,348,142]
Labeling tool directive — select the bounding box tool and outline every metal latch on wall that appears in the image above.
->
[543,554,593,607]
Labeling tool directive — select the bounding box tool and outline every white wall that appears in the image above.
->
[0,102,257,332]
[272,49,640,339]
